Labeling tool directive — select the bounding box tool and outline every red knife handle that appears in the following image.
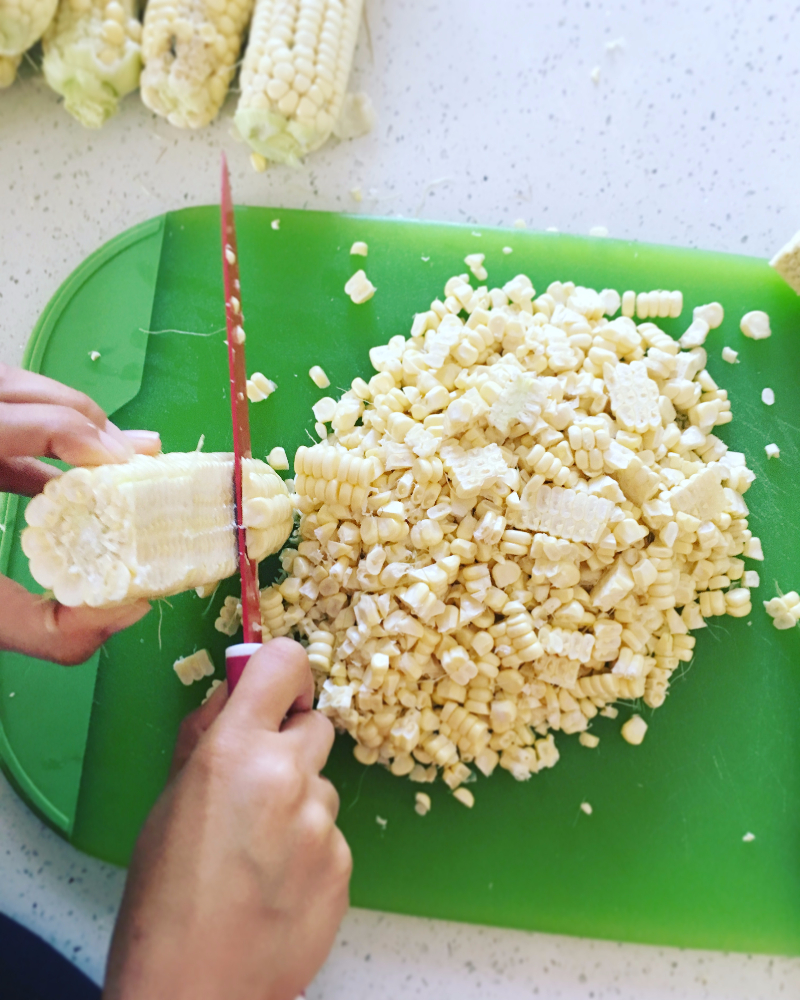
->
[225,642,262,692]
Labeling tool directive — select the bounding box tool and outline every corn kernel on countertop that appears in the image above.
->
[1,0,799,997]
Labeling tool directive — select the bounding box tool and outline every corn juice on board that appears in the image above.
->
[1,206,800,954]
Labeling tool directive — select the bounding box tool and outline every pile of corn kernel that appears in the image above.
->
[216,265,767,799]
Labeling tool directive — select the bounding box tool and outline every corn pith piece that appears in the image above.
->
[0,0,57,55]
[0,51,20,85]
[140,0,254,128]
[22,452,292,607]
[235,0,364,165]
[42,0,142,128]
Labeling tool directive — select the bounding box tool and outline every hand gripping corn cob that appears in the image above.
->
[42,0,142,128]
[21,452,293,607]
[0,52,20,86]
[0,0,58,56]
[140,0,255,128]
[234,0,364,165]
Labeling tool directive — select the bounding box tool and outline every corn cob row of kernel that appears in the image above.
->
[140,0,256,128]
[21,452,293,607]
[234,0,364,164]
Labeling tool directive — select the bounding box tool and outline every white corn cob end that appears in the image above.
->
[21,452,293,607]
[235,0,365,165]
[140,0,255,128]
[42,0,142,128]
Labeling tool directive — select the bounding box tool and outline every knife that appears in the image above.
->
[220,152,262,690]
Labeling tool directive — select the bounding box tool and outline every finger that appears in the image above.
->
[223,637,314,733]
[0,576,150,665]
[280,709,335,774]
[121,429,162,456]
[0,457,61,496]
[0,402,134,465]
[0,365,107,428]
[170,679,229,777]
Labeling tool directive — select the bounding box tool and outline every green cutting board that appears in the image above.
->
[1,207,799,956]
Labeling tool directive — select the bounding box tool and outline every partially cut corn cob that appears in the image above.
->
[21,452,293,607]
[0,0,58,56]
[42,0,142,128]
[0,52,20,86]
[235,0,364,165]
[140,0,255,128]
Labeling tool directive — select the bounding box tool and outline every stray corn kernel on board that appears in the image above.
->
[1,207,800,954]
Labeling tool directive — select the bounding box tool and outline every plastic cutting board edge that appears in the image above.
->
[1,207,799,956]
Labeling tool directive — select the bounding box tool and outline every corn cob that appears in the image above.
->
[42,0,142,128]
[0,0,57,56]
[234,0,364,165]
[21,452,293,607]
[0,52,20,86]
[140,0,255,128]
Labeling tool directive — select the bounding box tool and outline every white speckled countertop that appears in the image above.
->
[1,0,800,995]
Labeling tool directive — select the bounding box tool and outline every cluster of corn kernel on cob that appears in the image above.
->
[21,452,293,607]
[1,0,373,166]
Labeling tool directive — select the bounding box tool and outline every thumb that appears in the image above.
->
[0,575,150,665]
[169,680,229,778]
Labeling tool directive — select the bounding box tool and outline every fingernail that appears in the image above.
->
[98,430,134,462]
[104,421,136,454]
[123,429,162,454]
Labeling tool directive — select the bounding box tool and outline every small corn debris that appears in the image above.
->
[350,241,368,257]
[722,347,738,364]
[740,310,771,340]
[174,649,215,686]
[743,832,756,843]
[580,801,593,815]
[414,792,431,816]
[765,443,780,459]
[764,591,800,630]
[621,715,648,745]
[309,365,330,388]
[89,351,101,361]
[202,678,223,704]
[453,788,475,808]
[762,387,775,405]
[345,269,376,304]
[246,373,276,402]
[267,446,289,470]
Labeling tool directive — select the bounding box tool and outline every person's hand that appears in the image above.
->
[0,364,161,664]
[104,639,352,1000]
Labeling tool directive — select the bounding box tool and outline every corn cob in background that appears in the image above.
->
[140,0,255,128]
[42,0,142,127]
[234,0,370,166]
[0,51,21,86]
[0,0,58,59]
[21,452,294,607]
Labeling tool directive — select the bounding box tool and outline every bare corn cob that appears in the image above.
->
[21,452,293,607]
[235,0,363,165]
[140,0,255,128]
[0,0,58,56]
[42,0,142,128]
[0,52,20,86]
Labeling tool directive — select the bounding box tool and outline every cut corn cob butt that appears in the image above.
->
[0,0,58,56]
[42,0,142,128]
[21,452,293,607]
[0,52,21,86]
[140,0,254,128]
[234,0,364,165]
